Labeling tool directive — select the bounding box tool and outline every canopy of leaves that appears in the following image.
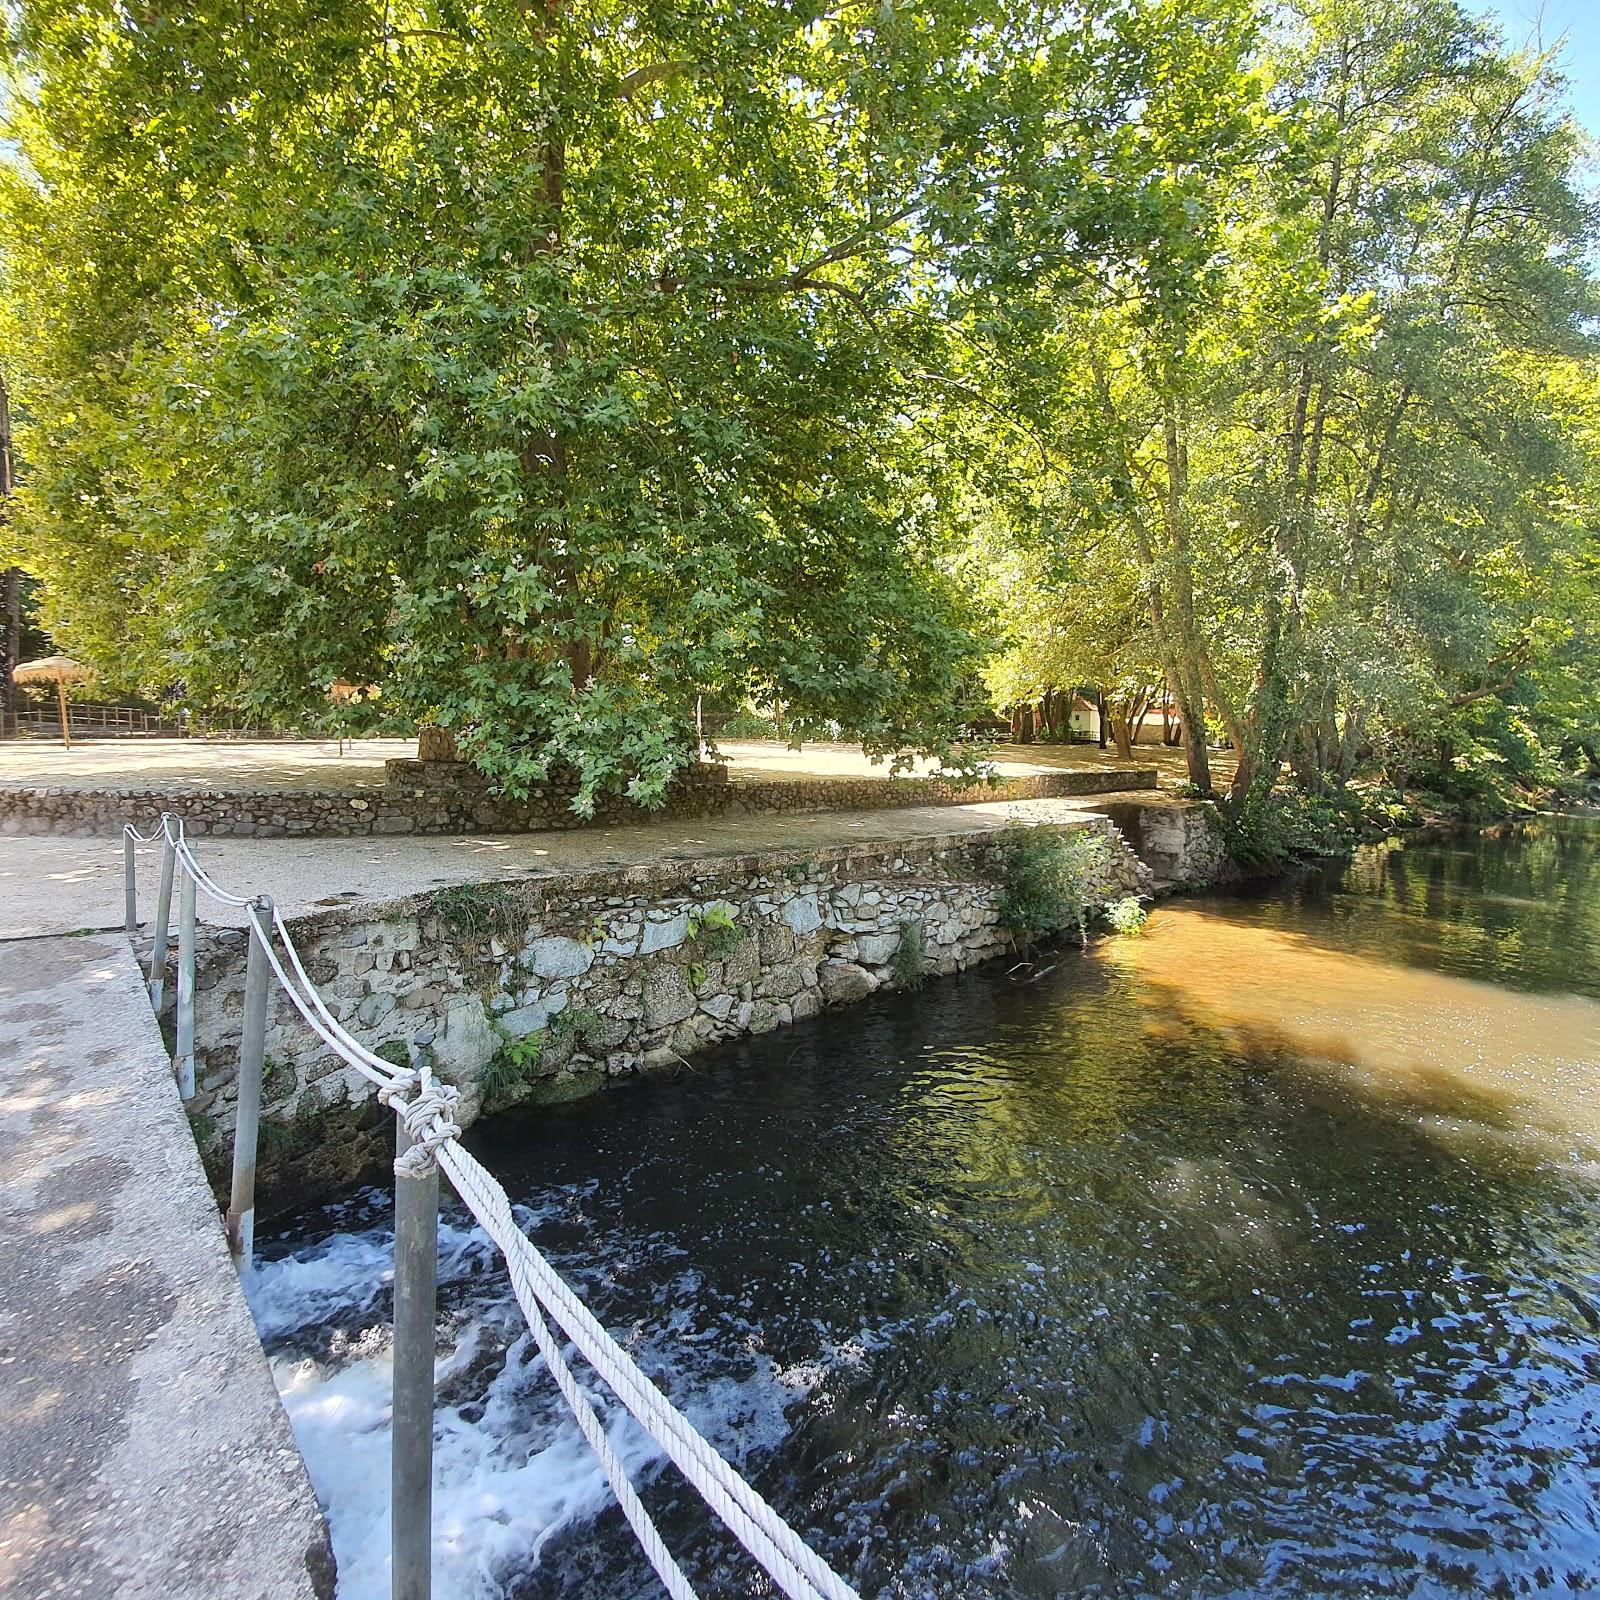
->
[4,0,1597,825]
[1,0,1205,810]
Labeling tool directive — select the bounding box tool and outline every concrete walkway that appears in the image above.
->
[1,794,1118,939]
[0,935,332,1599]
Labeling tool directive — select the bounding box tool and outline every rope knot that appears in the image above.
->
[394,1079,461,1177]
[377,1067,420,1107]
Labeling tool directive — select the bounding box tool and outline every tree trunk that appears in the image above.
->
[1109,714,1134,761]
[417,725,460,763]
[1,568,17,739]
[1,373,15,739]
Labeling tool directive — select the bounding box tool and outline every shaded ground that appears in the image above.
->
[0,795,1117,939]
[0,734,1204,792]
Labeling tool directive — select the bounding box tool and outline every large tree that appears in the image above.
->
[972,0,1600,816]
[1,0,1184,810]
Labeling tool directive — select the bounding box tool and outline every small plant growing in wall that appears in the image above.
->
[256,1114,297,1156]
[374,1038,412,1070]
[434,882,524,996]
[892,920,928,989]
[548,1006,603,1050]
[481,1028,545,1101]
[995,827,1108,943]
[1102,896,1148,936]
[687,902,740,961]
[435,882,520,944]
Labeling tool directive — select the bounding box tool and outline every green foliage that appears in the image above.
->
[711,709,784,741]
[1217,787,1362,872]
[1350,784,1422,834]
[256,1115,296,1156]
[185,1110,217,1149]
[965,0,1600,812]
[1388,700,1564,821]
[1102,897,1148,936]
[995,827,1108,942]
[548,1006,602,1048]
[891,920,928,989]
[687,903,739,961]
[373,1038,412,1071]
[6,0,1159,806]
[482,1028,545,1100]
[3,0,1597,825]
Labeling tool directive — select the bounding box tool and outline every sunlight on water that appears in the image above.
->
[1112,906,1600,1148]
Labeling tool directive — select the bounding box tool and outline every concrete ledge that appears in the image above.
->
[0,764,1159,839]
[0,934,333,1600]
[168,809,1154,1211]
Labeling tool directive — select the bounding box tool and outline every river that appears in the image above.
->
[252,814,1600,1599]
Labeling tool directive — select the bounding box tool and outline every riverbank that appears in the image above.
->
[158,803,1156,1213]
[261,813,1600,1599]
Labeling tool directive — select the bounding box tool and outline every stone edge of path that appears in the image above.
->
[0,933,334,1600]
[0,764,1159,838]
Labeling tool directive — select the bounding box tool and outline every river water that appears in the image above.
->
[253,815,1600,1599]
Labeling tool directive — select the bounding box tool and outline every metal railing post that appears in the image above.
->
[148,825,176,1009]
[392,1120,438,1600]
[123,831,138,934]
[227,897,272,1270]
[173,869,197,1098]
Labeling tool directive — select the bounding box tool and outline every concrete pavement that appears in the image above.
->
[0,795,1119,940]
[0,934,332,1599]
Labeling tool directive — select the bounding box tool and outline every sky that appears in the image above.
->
[1481,0,1600,138]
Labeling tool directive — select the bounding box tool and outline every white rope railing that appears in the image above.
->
[126,811,862,1600]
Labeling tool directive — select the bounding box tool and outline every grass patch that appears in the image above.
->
[434,881,521,944]
[892,919,928,988]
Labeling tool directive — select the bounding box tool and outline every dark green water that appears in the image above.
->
[260,815,1600,1599]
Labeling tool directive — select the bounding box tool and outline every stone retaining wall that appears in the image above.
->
[1088,795,1230,886]
[173,817,1150,1208]
[0,762,1155,838]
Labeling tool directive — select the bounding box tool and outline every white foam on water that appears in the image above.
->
[248,1211,807,1600]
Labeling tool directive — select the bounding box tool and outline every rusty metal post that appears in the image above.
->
[392,1118,438,1600]
[226,898,271,1269]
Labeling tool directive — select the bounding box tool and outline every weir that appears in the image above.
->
[0,779,1204,1599]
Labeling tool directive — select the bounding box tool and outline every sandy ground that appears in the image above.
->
[0,795,1114,941]
[0,734,1189,791]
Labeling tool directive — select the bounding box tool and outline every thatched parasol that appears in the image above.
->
[13,655,90,749]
